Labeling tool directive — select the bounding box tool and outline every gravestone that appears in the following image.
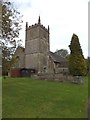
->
[73,76,83,84]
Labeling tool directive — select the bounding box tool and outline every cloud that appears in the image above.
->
[10,0,32,9]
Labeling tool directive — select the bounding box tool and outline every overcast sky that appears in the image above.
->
[11,0,88,58]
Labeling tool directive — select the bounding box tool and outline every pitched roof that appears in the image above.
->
[49,51,67,63]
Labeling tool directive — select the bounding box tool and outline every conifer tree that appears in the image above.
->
[69,33,87,76]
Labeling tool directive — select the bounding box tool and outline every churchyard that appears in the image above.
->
[2,76,88,118]
[1,1,89,119]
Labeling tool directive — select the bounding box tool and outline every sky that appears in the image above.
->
[10,0,89,58]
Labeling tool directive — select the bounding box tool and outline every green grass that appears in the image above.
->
[2,76,88,118]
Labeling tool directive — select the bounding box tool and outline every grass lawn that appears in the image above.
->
[2,76,88,118]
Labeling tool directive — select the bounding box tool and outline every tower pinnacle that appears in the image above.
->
[38,16,41,24]
[26,22,28,30]
[48,25,49,32]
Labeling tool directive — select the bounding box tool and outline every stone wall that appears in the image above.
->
[25,53,39,69]
[25,22,50,73]
[55,67,69,74]
[31,73,74,82]
[27,26,39,40]
[25,53,48,73]
[25,39,40,54]
[47,56,55,73]
[14,47,25,68]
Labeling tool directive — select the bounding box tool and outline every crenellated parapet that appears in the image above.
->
[26,16,49,33]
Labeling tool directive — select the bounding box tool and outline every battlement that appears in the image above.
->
[26,23,48,32]
[26,16,49,33]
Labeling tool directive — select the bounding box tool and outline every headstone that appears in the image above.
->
[73,76,83,84]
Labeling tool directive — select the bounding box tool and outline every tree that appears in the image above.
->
[87,57,90,75]
[2,46,18,75]
[1,1,23,46]
[1,1,23,75]
[55,49,69,58]
[68,33,87,76]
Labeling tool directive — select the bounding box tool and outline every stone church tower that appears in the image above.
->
[12,16,68,77]
[25,16,50,73]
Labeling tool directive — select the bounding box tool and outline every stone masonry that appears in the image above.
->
[13,16,68,76]
[25,16,50,73]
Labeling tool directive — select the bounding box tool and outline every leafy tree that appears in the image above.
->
[1,1,23,75]
[1,1,23,45]
[68,33,87,76]
[55,49,69,58]
[87,57,90,75]
[2,46,17,75]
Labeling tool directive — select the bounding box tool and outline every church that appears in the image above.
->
[12,16,68,77]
